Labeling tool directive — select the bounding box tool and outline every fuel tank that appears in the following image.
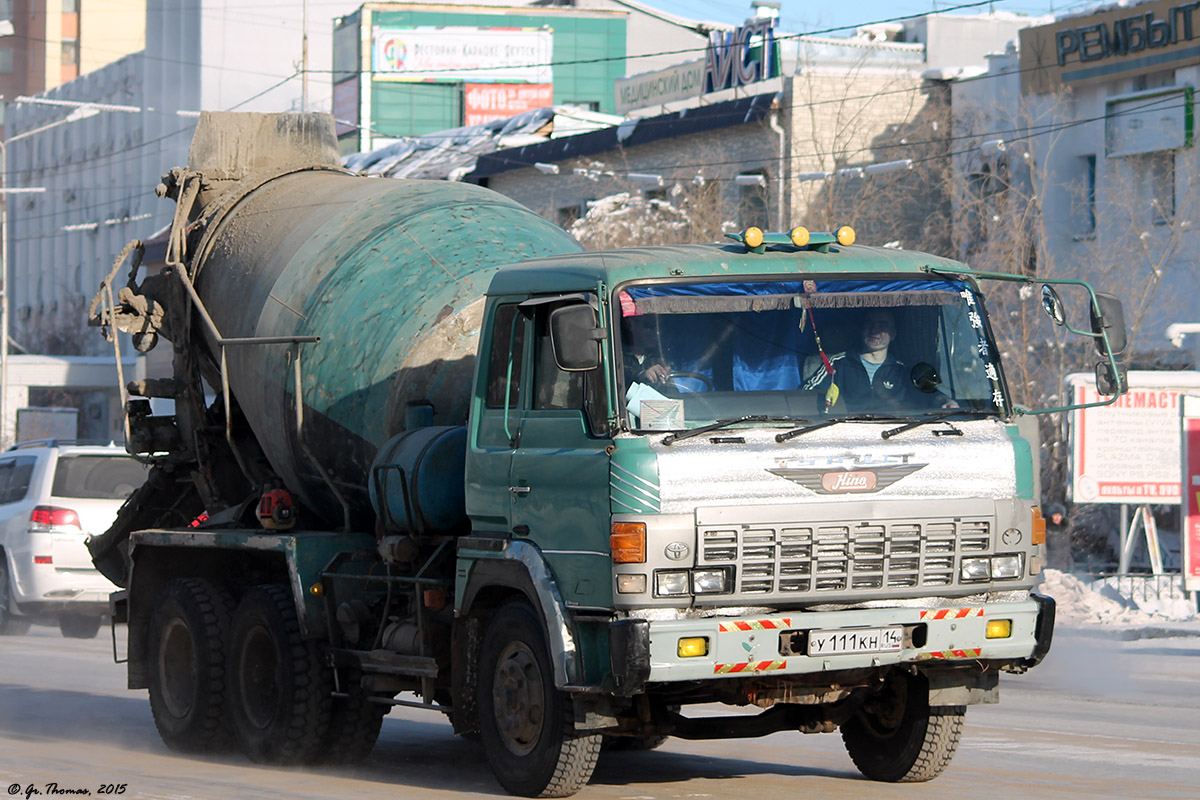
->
[180,113,582,525]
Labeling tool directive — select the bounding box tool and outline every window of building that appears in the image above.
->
[0,47,12,74]
[1078,154,1096,235]
[62,0,79,13]
[1126,150,1176,225]
[737,171,768,229]
[62,38,79,67]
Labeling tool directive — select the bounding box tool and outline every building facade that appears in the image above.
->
[0,0,145,131]
[951,0,1200,355]
[332,2,631,151]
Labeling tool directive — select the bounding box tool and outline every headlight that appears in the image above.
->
[655,570,691,597]
[691,569,728,594]
[992,554,1024,579]
[960,557,991,582]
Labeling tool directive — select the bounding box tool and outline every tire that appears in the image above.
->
[841,671,965,783]
[59,613,103,639]
[320,668,390,765]
[227,584,333,765]
[0,558,32,636]
[478,601,601,798]
[146,578,236,753]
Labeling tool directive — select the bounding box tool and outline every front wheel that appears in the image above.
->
[478,601,600,797]
[841,671,964,782]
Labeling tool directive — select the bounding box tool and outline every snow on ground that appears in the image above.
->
[1038,568,1199,631]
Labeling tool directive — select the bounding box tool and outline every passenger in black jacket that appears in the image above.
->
[802,309,934,412]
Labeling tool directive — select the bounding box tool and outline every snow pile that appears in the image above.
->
[570,192,693,249]
[1039,569,1197,625]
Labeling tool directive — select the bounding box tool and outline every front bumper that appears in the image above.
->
[638,599,1044,683]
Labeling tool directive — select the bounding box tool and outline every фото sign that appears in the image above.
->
[1182,395,1200,591]
[1068,371,1200,504]
[373,27,552,83]
[464,83,553,126]
[1021,0,1200,93]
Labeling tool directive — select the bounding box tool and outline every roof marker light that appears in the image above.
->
[743,227,764,248]
[836,226,856,246]
[789,226,810,247]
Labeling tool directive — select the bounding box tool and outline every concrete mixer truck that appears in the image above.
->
[88,112,1128,797]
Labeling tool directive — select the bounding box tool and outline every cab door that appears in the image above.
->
[509,302,614,610]
[465,301,528,534]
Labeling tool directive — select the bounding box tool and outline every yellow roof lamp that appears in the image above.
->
[727,225,856,253]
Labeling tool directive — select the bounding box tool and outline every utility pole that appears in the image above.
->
[301,0,310,112]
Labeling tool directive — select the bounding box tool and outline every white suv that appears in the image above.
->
[0,441,147,638]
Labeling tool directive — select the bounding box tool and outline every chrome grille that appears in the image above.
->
[700,517,993,600]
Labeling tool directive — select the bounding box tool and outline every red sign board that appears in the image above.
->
[464,83,552,126]
[1183,395,1200,591]
[1068,373,1200,504]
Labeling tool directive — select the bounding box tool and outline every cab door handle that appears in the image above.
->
[509,486,531,496]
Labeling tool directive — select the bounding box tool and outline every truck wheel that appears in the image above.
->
[146,578,236,753]
[59,613,103,639]
[320,668,389,764]
[478,601,600,797]
[227,585,332,765]
[0,559,32,635]
[841,671,965,782]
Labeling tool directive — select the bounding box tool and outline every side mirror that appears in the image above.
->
[550,304,604,371]
[1095,360,1127,395]
[1090,292,1127,356]
[910,362,942,394]
[1040,285,1066,326]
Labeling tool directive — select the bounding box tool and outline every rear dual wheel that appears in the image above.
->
[226,585,333,765]
[147,578,236,753]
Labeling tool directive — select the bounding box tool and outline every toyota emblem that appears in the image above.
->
[665,541,690,561]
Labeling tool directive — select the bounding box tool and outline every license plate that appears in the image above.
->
[807,626,904,656]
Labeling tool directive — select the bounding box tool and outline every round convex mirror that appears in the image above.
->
[1041,284,1066,326]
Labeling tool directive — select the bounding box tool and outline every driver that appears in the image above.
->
[622,313,671,386]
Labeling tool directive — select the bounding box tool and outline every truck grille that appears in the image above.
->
[700,518,992,599]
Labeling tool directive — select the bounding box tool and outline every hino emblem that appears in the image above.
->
[767,460,926,494]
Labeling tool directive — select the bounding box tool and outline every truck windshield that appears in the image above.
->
[617,278,1003,431]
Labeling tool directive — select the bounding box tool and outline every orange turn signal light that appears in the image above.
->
[1031,507,1046,546]
[611,522,647,563]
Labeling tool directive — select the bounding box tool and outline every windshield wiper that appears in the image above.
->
[661,415,810,446]
[774,413,916,443]
[881,409,995,440]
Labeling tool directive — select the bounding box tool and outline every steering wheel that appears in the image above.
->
[666,371,714,393]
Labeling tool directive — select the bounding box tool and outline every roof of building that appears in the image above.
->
[468,91,778,179]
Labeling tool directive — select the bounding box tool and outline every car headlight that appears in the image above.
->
[991,554,1024,579]
[960,557,991,582]
[655,570,691,597]
[691,569,729,594]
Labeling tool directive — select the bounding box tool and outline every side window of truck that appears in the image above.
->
[532,311,607,436]
[484,304,525,410]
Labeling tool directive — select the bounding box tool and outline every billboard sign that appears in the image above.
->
[1068,371,1200,504]
[373,27,552,83]
[464,83,553,126]
[1183,395,1200,591]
